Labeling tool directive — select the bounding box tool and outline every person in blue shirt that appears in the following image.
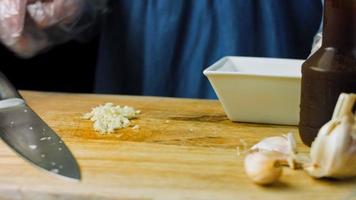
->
[0,0,322,99]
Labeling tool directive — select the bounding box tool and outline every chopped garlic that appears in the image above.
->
[83,103,140,134]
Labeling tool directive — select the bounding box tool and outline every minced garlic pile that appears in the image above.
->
[83,103,140,134]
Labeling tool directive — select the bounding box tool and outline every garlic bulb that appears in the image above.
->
[306,93,356,178]
[244,151,283,185]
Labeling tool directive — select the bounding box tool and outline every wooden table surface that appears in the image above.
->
[0,91,354,200]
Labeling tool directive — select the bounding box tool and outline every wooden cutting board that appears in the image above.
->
[0,91,354,200]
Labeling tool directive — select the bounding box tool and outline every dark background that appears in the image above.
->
[0,36,100,93]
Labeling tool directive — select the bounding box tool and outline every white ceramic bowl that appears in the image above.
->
[203,56,303,125]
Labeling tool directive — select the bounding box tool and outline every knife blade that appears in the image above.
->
[0,72,80,181]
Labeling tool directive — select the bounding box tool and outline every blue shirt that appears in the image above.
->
[95,0,322,99]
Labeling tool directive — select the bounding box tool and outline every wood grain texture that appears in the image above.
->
[0,91,354,200]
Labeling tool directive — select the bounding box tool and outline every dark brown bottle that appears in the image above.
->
[299,0,356,146]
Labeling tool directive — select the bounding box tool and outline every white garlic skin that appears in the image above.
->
[244,151,282,185]
[251,136,290,153]
[251,133,297,155]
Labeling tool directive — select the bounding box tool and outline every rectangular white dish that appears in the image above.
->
[203,56,303,125]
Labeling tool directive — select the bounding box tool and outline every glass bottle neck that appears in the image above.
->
[323,0,356,50]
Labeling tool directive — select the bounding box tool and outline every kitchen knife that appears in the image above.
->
[0,71,80,181]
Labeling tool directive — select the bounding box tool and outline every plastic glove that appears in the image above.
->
[0,0,27,47]
[310,31,322,55]
[0,0,83,58]
[27,0,82,28]
[309,0,323,56]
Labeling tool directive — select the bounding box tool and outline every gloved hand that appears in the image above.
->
[0,0,27,48]
[0,0,83,57]
[309,0,323,56]
[27,0,82,28]
[310,32,322,55]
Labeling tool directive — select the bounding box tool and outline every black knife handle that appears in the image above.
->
[0,71,22,100]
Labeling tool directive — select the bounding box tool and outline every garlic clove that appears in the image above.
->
[250,132,300,169]
[244,151,283,185]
